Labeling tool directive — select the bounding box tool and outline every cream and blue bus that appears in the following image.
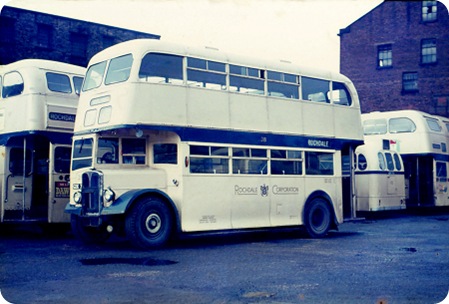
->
[362,110,449,208]
[66,39,364,248]
[354,138,406,212]
[0,59,84,223]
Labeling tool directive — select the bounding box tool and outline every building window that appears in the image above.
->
[377,44,392,68]
[36,24,52,49]
[402,72,418,93]
[421,38,436,64]
[70,33,88,66]
[422,1,437,22]
[434,96,449,117]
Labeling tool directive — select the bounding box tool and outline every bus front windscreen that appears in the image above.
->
[72,138,94,170]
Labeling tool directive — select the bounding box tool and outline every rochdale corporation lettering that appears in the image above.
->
[308,139,329,148]
[273,185,299,195]
[234,185,258,195]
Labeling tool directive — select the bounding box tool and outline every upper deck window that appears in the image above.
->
[139,53,183,84]
[330,82,352,106]
[363,119,387,135]
[426,118,442,132]
[301,77,330,103]
[2,71,24,98]
[46,72,72,93]
[105,54,133,85]
[187,57,226,90]
[83,61,107,91]
[73,76,84,95]
[229,64,264,95]
[267,71,299,99]
[389,117,416,133]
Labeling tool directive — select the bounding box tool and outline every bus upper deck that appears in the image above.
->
[0,59,84,223]
[0,59,84,143]
[77,39,363,145]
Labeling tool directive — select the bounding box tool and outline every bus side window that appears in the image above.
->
[97,138,119,164]
[378,152,386,171]
[329,82,352,106]
[271,149,303,175]
[46,72,72,93]
[393,153,402,171]
[3,71,24,98]
[139,53,183,84]
[229,65,264,95]
[385,152,395,171]
[153,144,177,164]
[73,76,84,95]
[357,154,367,170]
[301,77,330,103]
[54,147,71,173]
[436,162,447,182]
[123,138,146,165]
[187,57,226,90]
[9,148,32,175]
[305,152,334,175]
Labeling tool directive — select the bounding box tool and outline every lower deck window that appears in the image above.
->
[305,152,334,175]
[154,144,178,164]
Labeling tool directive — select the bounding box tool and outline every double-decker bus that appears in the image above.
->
[354,138,406,212]
[66,39,364,248]
[0,59,84,223]
[362,110,449,208]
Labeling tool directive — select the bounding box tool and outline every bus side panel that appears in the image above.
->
[302,102,334,137]
[229,94,268,131]
[334,107,363,142]
[186,89,230,129]
[267,99,303,135]
[303,176,342,224]
[181,175,232,232]
[269,177,305,227]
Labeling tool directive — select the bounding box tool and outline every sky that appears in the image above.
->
[0,0,400,72]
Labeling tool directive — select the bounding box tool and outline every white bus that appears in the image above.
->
[354,138,406,212]
[362,110,449,208]
[66,39,364,248]
[0,59,84,223]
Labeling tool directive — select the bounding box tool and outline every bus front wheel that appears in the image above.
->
[125,197,173,249]
[304,198,332,238]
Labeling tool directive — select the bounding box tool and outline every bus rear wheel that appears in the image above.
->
[125,197,173,249]
[304,198,332,238]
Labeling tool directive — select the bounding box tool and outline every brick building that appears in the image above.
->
[0,6,160,67]
[339,1,449,116]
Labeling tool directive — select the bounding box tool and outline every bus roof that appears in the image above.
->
[89,39,350,83]
[2,59,85,76]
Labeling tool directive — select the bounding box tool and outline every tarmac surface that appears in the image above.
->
[0,210,448,304]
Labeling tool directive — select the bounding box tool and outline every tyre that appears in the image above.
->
[125,197,173,249]
[70,215,111,244]
[304,198,332,238]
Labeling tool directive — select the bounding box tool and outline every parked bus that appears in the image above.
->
[0,59,84,223]
[362,110,449,208]
[354,138,406,212]
[66,39,364,248]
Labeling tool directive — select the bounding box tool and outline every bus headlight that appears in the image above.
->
[103,187,115,207]
[73,191,82,204]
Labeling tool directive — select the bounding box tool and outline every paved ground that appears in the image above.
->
[0,210,448,304]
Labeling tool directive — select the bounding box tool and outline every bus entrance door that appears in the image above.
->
[3,144,33,221]
[48,144,71,223]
